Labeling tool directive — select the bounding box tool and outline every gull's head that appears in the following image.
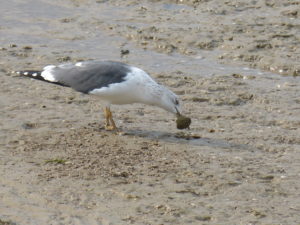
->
[157,86,181,115]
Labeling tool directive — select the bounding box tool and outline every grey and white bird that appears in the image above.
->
[16,60,182,131]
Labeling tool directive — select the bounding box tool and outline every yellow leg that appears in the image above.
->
[104,107,110,128]
[104,107,118,131]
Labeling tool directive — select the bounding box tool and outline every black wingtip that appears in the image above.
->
[16,70,42,78]
[15,70,68,87]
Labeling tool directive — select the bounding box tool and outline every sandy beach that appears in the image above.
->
[1,0,299,224]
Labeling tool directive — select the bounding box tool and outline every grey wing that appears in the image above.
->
[48,61,131,94]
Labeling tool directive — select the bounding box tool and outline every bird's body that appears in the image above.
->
[16,60,181,130]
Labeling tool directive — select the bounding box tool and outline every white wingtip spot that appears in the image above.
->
[32,73,37,77]
[75,62,83,67]
[24,72,29,75]
[41,65,58,82]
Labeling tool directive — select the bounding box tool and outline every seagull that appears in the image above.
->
[16,60,181,131]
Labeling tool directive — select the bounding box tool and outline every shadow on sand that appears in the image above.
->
[121,128,254,151]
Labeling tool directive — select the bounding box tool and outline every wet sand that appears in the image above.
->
[1,0,300,224]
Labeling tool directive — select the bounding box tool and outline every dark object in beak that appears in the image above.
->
[176,115,191,129]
